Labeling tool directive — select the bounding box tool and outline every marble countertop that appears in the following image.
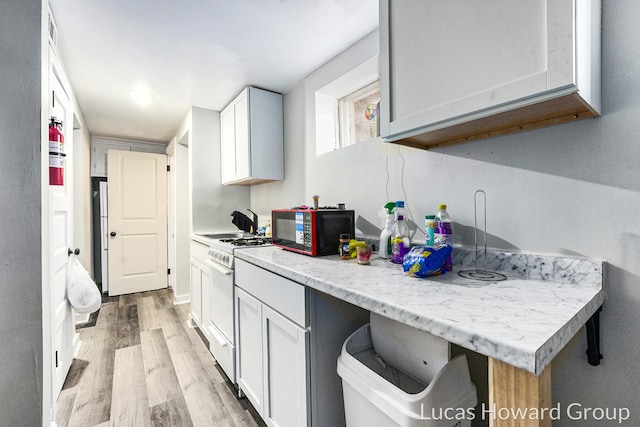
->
[234,246,606,375]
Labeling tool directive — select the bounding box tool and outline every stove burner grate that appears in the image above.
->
[220,237,272,247]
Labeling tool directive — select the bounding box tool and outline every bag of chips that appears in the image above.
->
[403,245,453,278]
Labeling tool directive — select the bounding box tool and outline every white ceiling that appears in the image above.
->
[49,0,379,143]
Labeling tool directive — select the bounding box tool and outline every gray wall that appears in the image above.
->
[187,106,250,233]
[0,1,44,426]
[251,3,640,425]
[73,113,93,278]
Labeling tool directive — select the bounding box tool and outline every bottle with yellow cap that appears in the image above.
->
[434,204,453,271]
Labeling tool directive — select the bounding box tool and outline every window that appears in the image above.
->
[338,80,380,148]
[315,56,379,155]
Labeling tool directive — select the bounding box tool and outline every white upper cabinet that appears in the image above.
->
[379,0,601,149]
[221,87,284,185]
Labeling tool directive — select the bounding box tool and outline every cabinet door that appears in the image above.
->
[263,305,309,427]
[91,141,110,177]
[236,287,264,415]
[234,90,250,180]
[383,0,553,136]
[200,265,211,333]
[379,0,600,149]
[220,105,236,183]
[189,258,203,326]
[91,139,166,177]
[220,87,284,185]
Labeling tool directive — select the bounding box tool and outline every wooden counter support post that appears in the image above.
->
[488,358,551,427]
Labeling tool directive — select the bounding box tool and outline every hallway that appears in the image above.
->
[56,288,262,426]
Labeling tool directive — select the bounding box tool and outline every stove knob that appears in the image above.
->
[223,255,229,264]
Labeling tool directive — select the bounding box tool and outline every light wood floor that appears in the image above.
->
[56,288,264,427]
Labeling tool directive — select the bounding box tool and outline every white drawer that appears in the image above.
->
[207,322,236,384]
[190,240,209,263]
[235,259,308,327]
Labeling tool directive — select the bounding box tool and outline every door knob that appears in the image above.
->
[110,231,117,237]
[67,248,80,256]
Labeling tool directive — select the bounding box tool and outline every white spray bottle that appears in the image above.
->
[379,202,396,259]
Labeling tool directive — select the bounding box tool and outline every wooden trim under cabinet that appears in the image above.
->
[390,92,599,151]
[225,177,282,186]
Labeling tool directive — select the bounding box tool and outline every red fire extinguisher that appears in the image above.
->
[49,117,65,186]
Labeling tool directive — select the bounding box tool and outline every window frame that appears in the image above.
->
[337,79,380,148]
[314,55,380,155]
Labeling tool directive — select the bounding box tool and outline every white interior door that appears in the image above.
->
[108,149,168,296]
[49,73,76,398]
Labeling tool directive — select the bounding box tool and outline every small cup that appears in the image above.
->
[356,245,372,265]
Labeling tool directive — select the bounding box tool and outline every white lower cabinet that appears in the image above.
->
[189,259,203,326]
[235,286,309,427]
[235,258,369,427]
[190,241,210,328]
[263,305,308,427]
[236,287,265,414]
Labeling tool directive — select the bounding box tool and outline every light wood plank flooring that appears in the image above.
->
[56,288,264,427]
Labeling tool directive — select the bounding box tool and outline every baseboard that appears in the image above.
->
[173,294,190,305]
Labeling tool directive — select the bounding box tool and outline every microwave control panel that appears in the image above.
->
[295,211,310,247]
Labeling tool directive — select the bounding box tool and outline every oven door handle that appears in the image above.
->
[209,326,228,347]
[205,259,233,276]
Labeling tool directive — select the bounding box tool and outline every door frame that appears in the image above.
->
[169,132,191,304]
[166,139,176,291]
[107,149,168,296]
[43,43,81,424]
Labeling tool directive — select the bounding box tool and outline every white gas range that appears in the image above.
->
[198,235,271,385]
[207,236,272,268]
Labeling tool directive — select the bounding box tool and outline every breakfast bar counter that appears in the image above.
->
[235,245,606,427]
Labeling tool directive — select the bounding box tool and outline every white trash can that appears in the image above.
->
[337,324,477,427]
